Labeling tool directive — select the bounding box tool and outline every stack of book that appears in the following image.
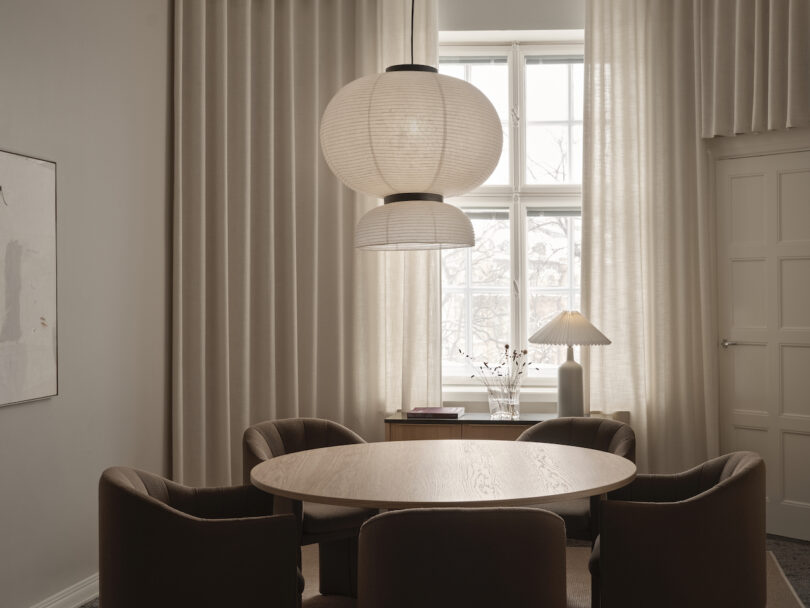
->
[406,407,465,419]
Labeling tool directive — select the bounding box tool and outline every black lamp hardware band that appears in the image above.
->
[385,64,438,73]
[384,193,444,204]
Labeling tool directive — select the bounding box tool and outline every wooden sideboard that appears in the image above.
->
[384,412,554,441]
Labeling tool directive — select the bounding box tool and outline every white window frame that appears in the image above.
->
[439,32,585,406]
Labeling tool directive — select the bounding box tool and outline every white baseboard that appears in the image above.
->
[29,573,98,608]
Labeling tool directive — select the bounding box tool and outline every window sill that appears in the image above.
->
[442,385,558,414]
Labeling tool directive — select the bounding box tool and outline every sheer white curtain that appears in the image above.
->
[173,0,439,487]
[584,0,809,473]
[582,0,718,473]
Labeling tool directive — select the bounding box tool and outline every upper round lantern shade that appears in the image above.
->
[320,67,503,199]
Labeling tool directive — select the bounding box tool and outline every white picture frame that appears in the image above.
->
[0,149,57,406]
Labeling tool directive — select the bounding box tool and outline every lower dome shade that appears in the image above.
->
[354,200,475,250]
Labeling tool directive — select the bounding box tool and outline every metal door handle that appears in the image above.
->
[720,338,738,349]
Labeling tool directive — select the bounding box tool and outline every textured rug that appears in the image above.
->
[300,544,804,608]
[80,538,806,608]
[769,535,810,604]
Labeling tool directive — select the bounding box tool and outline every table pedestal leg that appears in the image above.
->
[273,494,305,599]
[273,496,303,539]
[318,537,359,597]
[273,495,358,598]
[589,494,604,543]
[590,493,605,608]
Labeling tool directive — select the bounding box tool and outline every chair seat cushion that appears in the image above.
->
[589,535,600,577]
[303,502,376,537]
[529,498,591,540]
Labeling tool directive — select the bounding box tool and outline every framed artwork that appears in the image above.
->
[0,149,57,406]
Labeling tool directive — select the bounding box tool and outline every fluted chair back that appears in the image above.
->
[517,416,636,462]
[243,417,366,483]
[357,508,567,608]
[99,467,299,608]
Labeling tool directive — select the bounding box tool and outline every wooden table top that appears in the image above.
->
[250,440,637,509]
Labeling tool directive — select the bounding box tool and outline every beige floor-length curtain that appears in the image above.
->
[173,0,440,487]
[582,0,719,473]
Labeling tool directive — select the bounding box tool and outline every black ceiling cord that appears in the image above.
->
[384,0,436,73]
[410,0,415,65]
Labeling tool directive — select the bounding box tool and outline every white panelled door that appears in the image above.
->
[717,147,810,541]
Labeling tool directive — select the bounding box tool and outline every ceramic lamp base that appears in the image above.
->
[557,346,584,417]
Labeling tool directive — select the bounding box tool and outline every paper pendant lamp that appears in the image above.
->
[320,64,502,250]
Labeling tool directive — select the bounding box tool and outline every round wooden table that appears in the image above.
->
[251,439,636,509]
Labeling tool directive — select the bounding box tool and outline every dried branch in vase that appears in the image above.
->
[459,344,536,401]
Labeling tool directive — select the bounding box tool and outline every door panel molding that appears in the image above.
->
[715,131,810,541]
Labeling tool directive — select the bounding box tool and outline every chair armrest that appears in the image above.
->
[183,512,298,570]
[185,483,276,519]
[170,511,301,606]
[597,476,766,608]
[100,482,300,608]
[598,498,713,606]
[606,469,706,503]
[600,497,701,549]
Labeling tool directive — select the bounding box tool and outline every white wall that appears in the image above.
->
[439,0,585,31]
[0,1,171,606]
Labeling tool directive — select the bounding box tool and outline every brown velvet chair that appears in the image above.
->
[357,508,567,608]
[517,416,636,540]
[357,508,566,608]
[99,466,300,608]
[244,418,376,596]
[589,451,766,608]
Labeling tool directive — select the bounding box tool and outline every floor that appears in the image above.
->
[80,534,809,607]
[768,535,810,605]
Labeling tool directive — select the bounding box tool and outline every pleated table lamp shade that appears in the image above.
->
[528,311,611,346]
[320,67,503,250]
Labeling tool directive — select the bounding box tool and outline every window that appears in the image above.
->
[439,37,584,392]
[525,57,584,185]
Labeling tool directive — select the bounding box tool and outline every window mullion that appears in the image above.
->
[459,286,511,294]
[466,243,472,359]
[513,42,523,192]
[568,63,573,183]
[511,42,522,351]
[568,217,575,310]
[528,287,577,295]
[511,197,521,350]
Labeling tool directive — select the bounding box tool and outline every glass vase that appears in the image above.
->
[487,387,520,420]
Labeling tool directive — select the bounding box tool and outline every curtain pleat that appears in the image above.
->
[699,0,810,137]
[174,0,440,486]
[583,0,719,473]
